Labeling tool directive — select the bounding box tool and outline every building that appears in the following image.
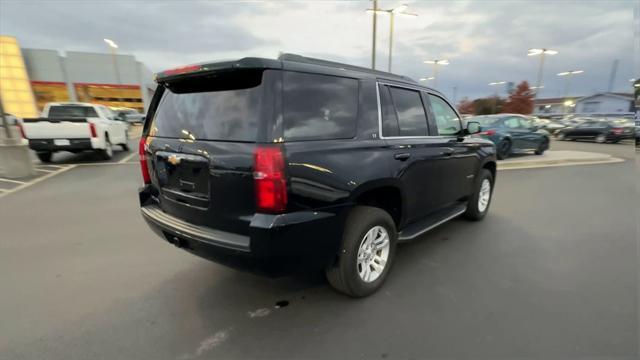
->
[534,92,634,116]
[574,92,634,114]
[0,35,156,118]
[533,97,568,115]
[23,49,155,113]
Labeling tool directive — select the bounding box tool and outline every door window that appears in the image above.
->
[428,95,461,136]
[283,71,358,141]
[379,85,400,137]
[504,117,521,129]
[388,87,429,136]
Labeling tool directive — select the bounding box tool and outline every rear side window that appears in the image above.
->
[379,85,399,137]
[283,72,358,141]
[150,70,265,142]
[48,106,98,118]
[388,87,428,136]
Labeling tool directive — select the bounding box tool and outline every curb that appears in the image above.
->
[498,156,624,170]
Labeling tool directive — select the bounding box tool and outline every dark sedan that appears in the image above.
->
[555,120,635,143]
[468,114,550,159]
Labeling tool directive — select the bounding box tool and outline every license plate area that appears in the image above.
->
[155,151,210,209]
[54,139,70,146]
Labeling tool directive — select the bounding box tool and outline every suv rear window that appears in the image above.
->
[150,70,266,142]
[48,106,98,118]
[283,71,358,141]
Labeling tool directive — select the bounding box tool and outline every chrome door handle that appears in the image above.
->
[393,153,411,161]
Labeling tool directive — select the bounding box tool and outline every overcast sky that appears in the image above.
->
[1,0,636,101]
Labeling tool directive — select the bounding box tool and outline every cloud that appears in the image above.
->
[0,0,634,100]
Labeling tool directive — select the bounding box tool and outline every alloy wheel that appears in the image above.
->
[356,226,390,283]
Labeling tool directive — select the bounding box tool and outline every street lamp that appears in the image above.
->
[558,70,583,113]
[489,81,506,113]
[104,38,121,85]
[423,59,449,88]
[366,4,417,72]
[419,76,435,82]
[527,48,558,98]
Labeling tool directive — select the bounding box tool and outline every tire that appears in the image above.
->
[556,132,566,141]
[325,206,397,298]
[36,151,52,163]
[595,133,606,144]
[98,136,113,160]
[464,168,494,221]
[496,139,511,160]
[534,138,549,155]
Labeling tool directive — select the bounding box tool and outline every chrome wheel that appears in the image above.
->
[595,134,606,143]
[478,179,491,212]
[357,226,390,283]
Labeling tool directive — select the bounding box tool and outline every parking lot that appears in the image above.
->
[0,139,637,359]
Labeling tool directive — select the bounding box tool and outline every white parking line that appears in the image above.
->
[35,168,56,173]
[118,152,138,163]
[0,188,7,192]
[0,165,76,199]
[0,178,26,184]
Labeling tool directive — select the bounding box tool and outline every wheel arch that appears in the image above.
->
[349,180,404,229]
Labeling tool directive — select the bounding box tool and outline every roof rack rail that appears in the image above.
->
[278,53,417,84]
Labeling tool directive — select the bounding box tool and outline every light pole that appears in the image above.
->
[557,70,583,113]
[423,59,449,88]
[370,0,378,69]
[489,81,506,114]
[419,76,435,82]
[104,38,121,85]
[527,48,558,98]
[366,4,417,72]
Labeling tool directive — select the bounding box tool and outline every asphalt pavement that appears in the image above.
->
[0,139,637,360]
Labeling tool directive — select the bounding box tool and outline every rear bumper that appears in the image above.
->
[28,138,94,152]
[140,202,346,276]
[607,133,634,140]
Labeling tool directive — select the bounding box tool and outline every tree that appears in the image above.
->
[457,98,475,114]
[473,97,505,115]
[502,81,534,114]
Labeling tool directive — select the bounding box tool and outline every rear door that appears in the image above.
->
[502,116,528,149]
[145,69,279,235]
[378,83,445,223]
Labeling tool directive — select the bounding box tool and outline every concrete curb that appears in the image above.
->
[497,150,624,170]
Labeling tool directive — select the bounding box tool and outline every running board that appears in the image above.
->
[397,202,467,242]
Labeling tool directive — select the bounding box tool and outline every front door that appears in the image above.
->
[425,94,477,205]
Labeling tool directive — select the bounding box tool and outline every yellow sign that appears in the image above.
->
[0,36,38,118]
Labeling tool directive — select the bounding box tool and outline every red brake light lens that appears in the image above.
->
[480,129,496,136]
[254,147,287,213]
[161,64,202,77]
[612,127,623,134]
[139,137,151,184]
[89,123,97,138]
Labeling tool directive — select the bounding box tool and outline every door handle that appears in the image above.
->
[393,153,411,161]
[440,147,454,156]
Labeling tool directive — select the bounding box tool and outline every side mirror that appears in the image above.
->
[466,121,481,134]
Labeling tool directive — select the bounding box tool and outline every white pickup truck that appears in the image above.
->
[20,102,130,162]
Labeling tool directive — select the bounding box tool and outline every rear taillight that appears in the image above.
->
[479,129,496,136]
[254,146,287,213]
[17,122,27,139]
[612,127,623,134]
[139,137,151,184]
[89,123,97,138]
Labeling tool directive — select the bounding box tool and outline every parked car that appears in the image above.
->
[138,54,497,297]
[466,114,550,159]
[20,102,129,162]
[114,107,145,124]
[555,119,635,143]
[532,117,565,134]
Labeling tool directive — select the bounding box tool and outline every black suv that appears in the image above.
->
[138,54,497,297]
